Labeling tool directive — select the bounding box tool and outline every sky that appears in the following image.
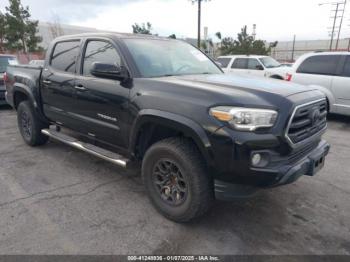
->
[1,0,349,42]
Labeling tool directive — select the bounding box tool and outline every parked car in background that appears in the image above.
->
[29,60,45,67]
[216,55,288,80]
[0,54,18,105]
[286,52,350,116]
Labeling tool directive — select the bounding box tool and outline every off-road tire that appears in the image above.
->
[17,101,49,146]
[142,137,213,222]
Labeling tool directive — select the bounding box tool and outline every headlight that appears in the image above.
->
[209,106,278,131]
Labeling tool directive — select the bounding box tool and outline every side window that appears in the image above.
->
[83,40,121,76]
[247,59,262,70]
[341,56,350,77]
[51,41,80,73]
[296,55,339,75]
[216,58,231,68]
[231,58,247,69]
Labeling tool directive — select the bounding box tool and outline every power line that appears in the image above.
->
[319,1,347,51]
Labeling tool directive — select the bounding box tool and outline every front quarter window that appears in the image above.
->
[124,39,222,77]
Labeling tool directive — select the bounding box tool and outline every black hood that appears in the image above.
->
[152,73,318,98]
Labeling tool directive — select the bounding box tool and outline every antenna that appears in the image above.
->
[252,24,257,40]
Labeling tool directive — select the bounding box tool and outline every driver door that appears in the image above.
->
[73,39,130,148]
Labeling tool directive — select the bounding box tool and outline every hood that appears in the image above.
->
[265,66,291,75]
[153,73,316,98]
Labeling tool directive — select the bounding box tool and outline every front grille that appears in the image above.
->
[286,99,327,145]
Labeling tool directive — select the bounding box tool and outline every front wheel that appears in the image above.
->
[142,137,213,222]
[17,101,49,146]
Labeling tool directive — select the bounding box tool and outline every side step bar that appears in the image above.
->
[41,128,129,168]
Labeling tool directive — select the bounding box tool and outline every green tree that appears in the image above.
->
[215,32,222,40]
[132,22,152,35]
[219,25,276,56]
[4,0,42,52]
[0,12,6,52]
[219,37,235,55]
[168,34,176,39]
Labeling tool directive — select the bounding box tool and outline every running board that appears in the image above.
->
[41,129,129,168]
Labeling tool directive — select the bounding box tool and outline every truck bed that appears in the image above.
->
[5,64,43,108]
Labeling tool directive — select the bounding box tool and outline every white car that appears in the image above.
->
[216,55,288,80]
[286,52,350,116]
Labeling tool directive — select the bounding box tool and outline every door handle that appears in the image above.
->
[74,85,87,91]
[42,80,51,84]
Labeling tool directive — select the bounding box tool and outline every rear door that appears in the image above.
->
[41,40,81,130]
[73,38,130,148]
[331,55,350,114]
[292,55,341,90]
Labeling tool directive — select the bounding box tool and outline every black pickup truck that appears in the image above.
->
[5,33,330,222]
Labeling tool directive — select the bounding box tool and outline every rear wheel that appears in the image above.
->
[142,137,213,222]
[17,101,49,146]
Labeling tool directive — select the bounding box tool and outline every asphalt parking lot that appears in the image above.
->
[0,105,349,255]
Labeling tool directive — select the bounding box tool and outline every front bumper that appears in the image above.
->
[215,140,330,201]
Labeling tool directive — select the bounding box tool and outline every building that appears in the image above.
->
[38,22,102,49]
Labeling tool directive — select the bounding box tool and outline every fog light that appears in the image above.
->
[251,153,262,166]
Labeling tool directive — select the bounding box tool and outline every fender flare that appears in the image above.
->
[129,109,214,167]
[12,84,36,108]
[308,84,336,112]
[12,84,47,121]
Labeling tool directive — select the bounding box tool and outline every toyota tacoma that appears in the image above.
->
[5,33,330,222]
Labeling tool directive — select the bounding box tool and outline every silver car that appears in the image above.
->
[286,52,350,116]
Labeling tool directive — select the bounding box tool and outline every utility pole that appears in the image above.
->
[330,3,339,50]
[191,0,209,49]
[197,0,201,48]
[336,0,347,49]
[319,1,346,51]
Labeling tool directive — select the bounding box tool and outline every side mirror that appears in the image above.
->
[90,62,129,81]
[256,64,264,70]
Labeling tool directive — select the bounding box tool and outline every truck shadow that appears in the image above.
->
[0,104,13,110]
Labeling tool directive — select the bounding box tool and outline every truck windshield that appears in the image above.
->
[124,39,222,77]
[259,57,281,68]
[0,56,18,73]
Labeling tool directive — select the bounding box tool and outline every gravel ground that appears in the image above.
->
[0,105,349,255]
